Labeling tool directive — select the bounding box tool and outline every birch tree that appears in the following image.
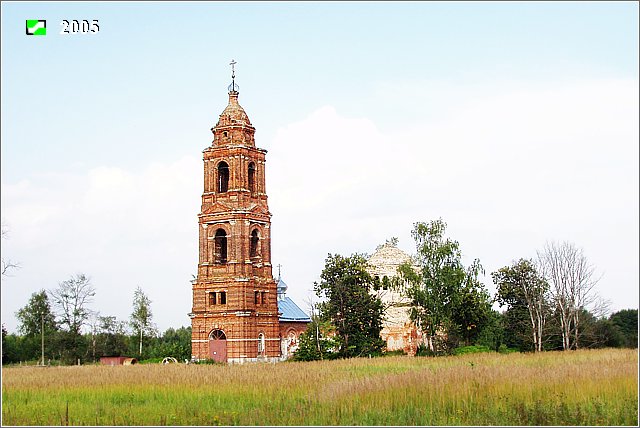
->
[130,286,156,357]
[49,273,95,362]
[493,259,549,352]
[398,219,466,353]
[537,241,600,350]
[49,274,95,335]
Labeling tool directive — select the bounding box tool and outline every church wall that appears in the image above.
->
[367,243,427,356]
[278,321,309,360]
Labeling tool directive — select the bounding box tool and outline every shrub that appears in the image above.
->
[498,344,519,354]
[415,344,433,357]
[452,345,492,355]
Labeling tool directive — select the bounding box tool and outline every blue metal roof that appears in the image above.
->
[278,297,311,322]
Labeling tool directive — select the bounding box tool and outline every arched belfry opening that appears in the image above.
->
[250,229,260,260]
[214,229,227,264]
[248,162,256,194]
[218,162,229,193]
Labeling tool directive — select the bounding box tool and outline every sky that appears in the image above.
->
[1,1,638,334]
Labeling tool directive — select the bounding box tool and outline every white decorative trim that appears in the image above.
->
[249,220,268,225]
[205,220,229,226]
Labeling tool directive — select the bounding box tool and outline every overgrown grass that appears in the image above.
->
[2,348,637,425]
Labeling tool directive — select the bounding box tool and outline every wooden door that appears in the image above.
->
[209,330,227,362]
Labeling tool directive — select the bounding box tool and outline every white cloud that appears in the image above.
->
[269,78,639,314]
[2,78,638,334]
[1,156,201,333]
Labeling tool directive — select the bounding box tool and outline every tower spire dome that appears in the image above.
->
[212,59,253,141]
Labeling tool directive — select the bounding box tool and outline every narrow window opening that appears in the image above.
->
[248,162,256,194]
[209,292,216,306]
[255,291,260,305]
[217,162,229,193]
[214,229,227,264]
[373,276,380,291]
[250,229,259,259]
[220,291,226,305]
[261,291,266,305]
[382,276,390,290]
[258,333,265,355]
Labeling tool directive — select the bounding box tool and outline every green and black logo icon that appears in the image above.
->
[26,20,46,36]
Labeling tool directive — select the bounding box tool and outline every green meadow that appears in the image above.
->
[2,348,637,426]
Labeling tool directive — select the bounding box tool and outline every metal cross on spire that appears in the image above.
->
[277,264,282,280]
[228,59,239,93]
[230,59,236,79]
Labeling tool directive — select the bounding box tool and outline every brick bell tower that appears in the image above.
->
[190,61,280,363]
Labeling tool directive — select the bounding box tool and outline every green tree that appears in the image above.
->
[450,259,493,347]
[15,290,59,363]
[592,318,625,348]
[575,309,624,349]
[130,286,157,357]
[398,219,466,353]
[1,324,7,362]
[148,327,192,361]
[2,332,26,364]
[314,253,385,358]
[609,309,638,348]
[474,309,507,352]
[96,316,129,357]
[49,274,95,363]
[493,259,549,352]
[293,309,340,361]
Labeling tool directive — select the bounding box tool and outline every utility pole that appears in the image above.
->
[41,313,45,366]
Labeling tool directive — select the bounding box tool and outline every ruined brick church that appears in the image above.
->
[189,64,310,363]
[367,241,425,356]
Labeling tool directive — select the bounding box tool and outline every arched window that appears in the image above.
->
[250,229,259,259]
[258,333,265,355]
[214,229,227,264]
[217,162,229,193]
[248,162,256,194]
[382,276,390,290]
[373,275,380,291]
[210,329,226,340]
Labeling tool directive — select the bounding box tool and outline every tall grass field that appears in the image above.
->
[2,348,637,425]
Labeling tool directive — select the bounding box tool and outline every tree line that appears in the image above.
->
[3,218,636,365]
[293,218,637,361]
[2,275,192,365]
